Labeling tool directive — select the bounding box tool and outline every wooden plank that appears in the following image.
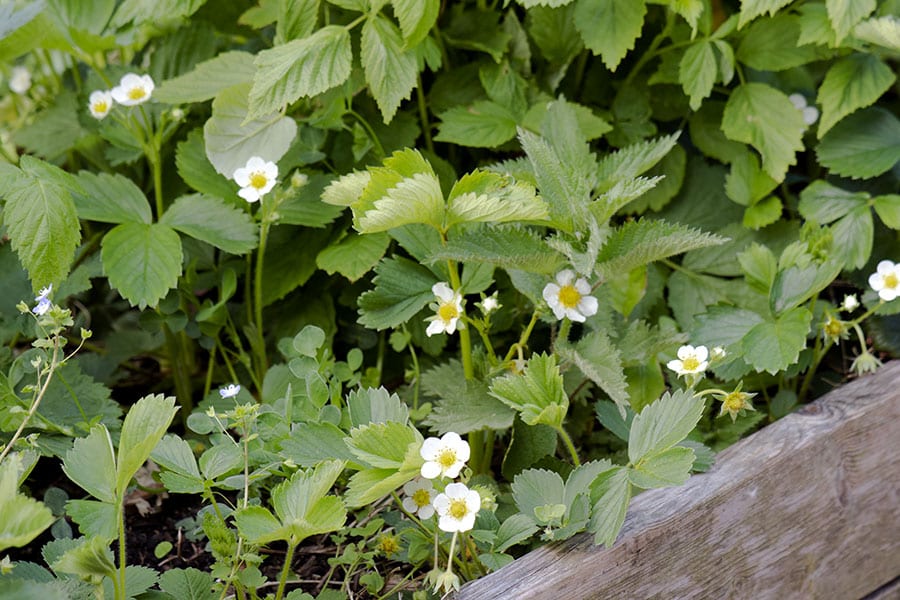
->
[456,362,900,600]
[863,576,900,599]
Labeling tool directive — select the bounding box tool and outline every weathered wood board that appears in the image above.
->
[456,362,900,600]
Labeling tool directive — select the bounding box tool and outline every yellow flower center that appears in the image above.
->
[723,392,746,413]
[448,498,468,520]
[884,273,898,289]
[249,171,268,189]
[412,488,431,508]
[438,302,459,323]
[437,448,457,469]
[824,317,844,337]
[127,86,146,101]
[93,100,108,113]
[377,534,400,555]
[681,356,700,371]
[558,284,581,309]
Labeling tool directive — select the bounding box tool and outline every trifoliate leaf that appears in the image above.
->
[489,353,568,428]
[627,389,704,463]
[357,172,444,233]
[361,15,418,123]
[742,307,812,374]
[154,51,255,104]
[161,194,258,254]
[101,222,183,309]
[574,0,647,71]
[816,53,896,138]
[722,83,805,181]
[556,330,628,410]
[248,25,352,119]
[816,108,900,179]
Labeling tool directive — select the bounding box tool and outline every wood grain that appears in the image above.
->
[456,362,900,600]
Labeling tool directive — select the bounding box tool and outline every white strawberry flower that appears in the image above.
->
[869,260,900,302]
[88,90,113,119]
[840,294,859,313]
[425,282,464,337]
[788,93,819,127]
[9,66,31,94]
[432,483,481,533]
[420,432,469,479]
[110,73,154,106]
[401,478,435,519]
[233,156,278,203]
[542,269,598,322]
[667,345,709,376]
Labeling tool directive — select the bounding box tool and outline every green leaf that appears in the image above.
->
[279,422,357,468]
[738,0,792,28]
[176,129,238,200]
[446,171,548,227]
[594,219,727,280]
[101,222,183,309]
[588,467,630,547]
[826,0,876,43]
[116,394,179,494]
[35,362,122,435]
[679,40,717,111]
[495,514,540,553]
[556,330,628,410]
[345,422,421,469]
[357,172,444,233]
[278,173,344,227]
[501,419,557,479]
[151,435,201,480]
[853,16,900,52]
[392,0,439,46]
[317,232,389,282]
[248,25,352,119]
[199,444,243,480]
[346,387,410,427]
[725,149,778,207]
[51,536,116,580]
[742,307,812,374]
[816,54,896,138]
[689,102,745,164]
[62,426,117,504]
[65,499,117,540]
[362,15,418,123]
[0,157,81,291]
[357,256,437,330]
[72,171,152,225]
[0,455,55,552]
[738,243,777,293]
[722,83,805,181]
[204,83,298,178]
[160,194,258,254]
[831,207,873,270]
[14,92,86,161]
[873,195,900,229]
[489,353,568,428]
[816,108,900,179]
[423,376,516,434]
[574,0,647,71]
[435,101,519,148]
[798,179,869,224]
[628,446,695,488]
[427,226,562,274]
[511,469,565,526]
[158,568,218,600]
[345,439,422,506]
[276,0,319,42]
[628,389,704,463]
[517,129,589,232]
[692,305,765,349]
[233,505,283,544]
[743,196,782,230]
[154,51,255,104]
[736,15,822,72]
[596,133,680,195]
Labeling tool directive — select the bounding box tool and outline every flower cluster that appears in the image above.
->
[87,73,155,120]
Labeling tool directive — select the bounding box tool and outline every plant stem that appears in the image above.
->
[117,498,127,600]
[275,542,297,600]
[556,425,581,466]
[164,325,194,421]
[416,76,435,155]
[253,218,272,388]
[0,338,59,464]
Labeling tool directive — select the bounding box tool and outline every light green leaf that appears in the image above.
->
[346,387,410,427]
[446,171,548,227]
[0,157,81,291]
[722,83,805,181]
[357,256,437,330]
[65,500,117,540]
[276,0,319,42]
[72,171,152,225]
[322,170,371,206]
[670,0,704,32]
[51,536,116,580]
[101,222,183,309]
[588,467,630,547]
[233,505,282,544]
[742,307,812,374]
[725,149,778,206]
[679,40,716,111]
[0,455,55,552]
[345,438,423,506]
[831,207,873,270]
[435,101,519,148]
[345,422,421,469]
[798,180,868,224]
[511,469,565,526]
[692,305,765,349]
[392,0,439,47]
[628,446,695,488]
[738,243,777,293]
[489,353,568,428]
[427,225,564,274]
[361,14,418,123]
[154,51,256,104]
[151,435,201,479]
[62,426,117,504]
[272,460,344,524]
[176,129,238,199]
[873,195,900,229]
[204,83,298,178]
[158,568,218,600]
[574,0,647,71]
[199,444,243,480]
[854,16,900,52]
[517,128,588,232]
[816,54,896,138]
[816,108,900,179]
[317,232,390,282]
[495,514,540,553]
[160,194,258,254]
[743,196,782,230]
[556,331,628,410]
[628,389,705,463]
[116,394,179,494]
[596,133,680,194]
[248,25,352,119]
[738,0,792,28]
[736,15,822,72]
[797,3,838,46]
[357,172,444,233]
[826,0,876,43]
[278,422,357,467]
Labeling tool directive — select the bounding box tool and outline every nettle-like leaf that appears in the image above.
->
[101,222,183,309]
[357,256,437,330]
[204,83,297,178]
[816,54,896,138]
[722,83,805,181]
[154,51,255,104]
[556,330,628,412]
[0,156,81,291]
[490,353,569,428]
[518,130,591,232]
[595,133,680,196]
[0,455,55,552]
[160,194,258,255]
[248,25,352,119]
[361,14,418,123]
[627,389,705,464]
[427,225,564,274]
[445,171,548,227]
[51,535,117,581]
[816,108,900,180]
[574,0,647,71]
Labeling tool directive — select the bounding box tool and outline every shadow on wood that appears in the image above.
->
[455,362,900,600]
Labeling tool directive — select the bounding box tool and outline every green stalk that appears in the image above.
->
[416,76,435,155]
[0,338,59,464]
[117,497,127,600]
[556,425,581,467]
[253,218,272,387]
[274,542,296,600]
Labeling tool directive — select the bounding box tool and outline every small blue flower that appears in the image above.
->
[32,284,52,315]
[219,384,241,399]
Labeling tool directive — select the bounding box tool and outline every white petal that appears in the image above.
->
[438,515,460,532]
[425,319,445,337]
[677,345,694,360]
[233,167,251,186]
[457,513,477,532]
[542,283,559,304]
[555,269,575,286]
[869,273,884,291]
[432,282,454,301]
[667,359,684,374]
[245,156,266,171]
[465,490,481,512]
[140,74,155,93]
[263,161,279,179]
[574,278,591,295]
[565,307,587,322]
[694,345,709,362]
[238,187,260,203]
[550,303,567,320]
[788,93,807,110]
[259,178,276,196]
[432,493,450,513]
[420,461,441,479]
[877,260,895,275]
[578,295,598,317]
[444,317,458,335]
[402,497,417,513]
[444,482,467,498]
[443,462,464,478]
[420,438,442,460]
[418,504,435,519]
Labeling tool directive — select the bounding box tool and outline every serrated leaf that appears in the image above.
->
[346,387,410,427]
[738,0,792,28]
[116,394,179,494]
[72,171,152,225]
[628,389,704,463]
[489,353,568,428]
[278,172,344,227]
[736,15,822,72]
[276,0,319,42]
[36,362,122,435]
[816,54,896,138]
[154,51,256,104]
[248,25,352,119]
[722,83,805,181]
[628,446,694,488]
[160,194,258,254]
[158,568,217,600]
[176,129,238,199]
[317,232,389,282]
[873,195,900,229]
[816,108,900,179]
[854,16,900,52]
[556,330,628,409]
[423,377,516,434]
[831,207,873,269]
[798,180,868,224]
[0,455,55,552]
[322,170,371,206]
[435,101,519,148]
[345,422,421,469]
[362,15,418,123]
[692,305,765,349]
[392,0,439,47]
[725,149,778,207]
[272,460,344,524]
[204,83,297,178]
[14,92,85,161]
[511,469,565,525]
[588,467,630,547]
[742,307,812,374]
[65,500,116,540]
[446,171,548,227]
[101,222,183,309]
[278,422,357,467]
[495,513,540,553]
[356,172,444,233]
[596,133,680,194]
[199,444,243,480]
[826,0,876,43]
[679,40,716,110]
[574,0,647,71]
[1,157,81,291]
[51,536,116,580]
[62,426,117,504]
[594,219,726,280]
[357,256,437,330]
[151,435,201,479]
[232,505,283,544]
